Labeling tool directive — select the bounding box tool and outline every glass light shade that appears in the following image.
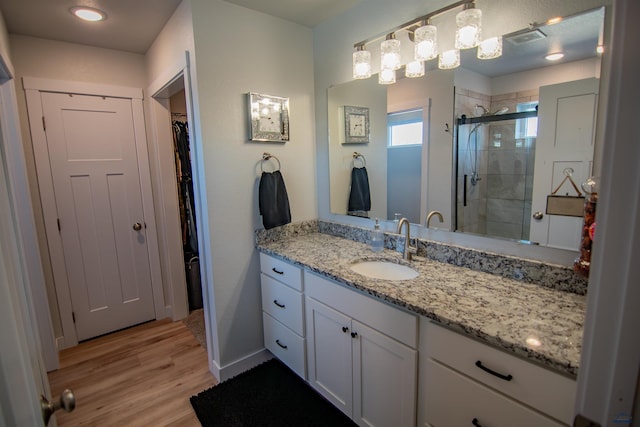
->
[477,36,502,59]
[455,7,482,49]
[378,68,396,85]
[414,24,438,61]
[438,49,460,69]
[381,37,401,70]
[405,60,425,78]
[545,52,564,61]
[353,48,372,79]
[70,6,106,21]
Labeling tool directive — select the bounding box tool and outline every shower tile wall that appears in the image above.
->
[455,87,538,241]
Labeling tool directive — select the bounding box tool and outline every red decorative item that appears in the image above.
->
[574,177,599,277]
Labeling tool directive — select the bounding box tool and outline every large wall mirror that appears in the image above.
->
[328,6,604,251]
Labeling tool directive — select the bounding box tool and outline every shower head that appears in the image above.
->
[493,107,509,115]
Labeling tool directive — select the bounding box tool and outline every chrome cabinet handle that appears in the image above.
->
[133,222,142,231]
[532,211,544,220]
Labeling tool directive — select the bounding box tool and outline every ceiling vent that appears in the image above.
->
[506,29,546,45]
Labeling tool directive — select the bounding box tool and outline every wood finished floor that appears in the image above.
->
[48,318,217,426]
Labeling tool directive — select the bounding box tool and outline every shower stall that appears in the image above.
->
[455,106,538,242]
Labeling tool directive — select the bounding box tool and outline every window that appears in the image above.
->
[515,101,538,141]
[388,108,423,147]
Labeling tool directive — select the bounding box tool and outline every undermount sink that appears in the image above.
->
[350,260,419,281]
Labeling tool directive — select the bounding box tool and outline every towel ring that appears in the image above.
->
[352,152,366,168]
[261,152,281,172]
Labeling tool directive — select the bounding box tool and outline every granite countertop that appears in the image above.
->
[257,232,586,378]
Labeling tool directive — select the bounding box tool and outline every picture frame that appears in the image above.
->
[248,92,290,142]
[343,105,369,144]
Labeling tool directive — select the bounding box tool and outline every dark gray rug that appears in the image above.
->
[190,358,357,427]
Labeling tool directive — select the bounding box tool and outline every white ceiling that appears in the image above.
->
[0,0,359,54]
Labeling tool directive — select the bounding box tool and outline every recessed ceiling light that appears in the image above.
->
[70,6,107,22]
[545,52,564,61]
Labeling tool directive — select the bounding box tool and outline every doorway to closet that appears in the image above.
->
[169,89,203,314]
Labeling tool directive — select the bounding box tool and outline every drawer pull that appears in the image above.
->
[475,360,513,381]
[275,339,288,349]
[273,300,286,308]
[471,418,482,427]
[272,267,284,275]
[342,326,349,333]
[351,332,358,338]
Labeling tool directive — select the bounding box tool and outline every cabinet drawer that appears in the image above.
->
[260,253,302,291]
[263,312,306,379]
[425,322,575,424]
[261,273,304,336]
[305,271,417,348]
[424,359,564,427]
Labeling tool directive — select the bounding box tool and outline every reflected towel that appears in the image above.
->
[348,167,371,213]
[259,170,291,230]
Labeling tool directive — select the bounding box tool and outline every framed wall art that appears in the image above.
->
[248,92,290,142]
[343,105,369,144]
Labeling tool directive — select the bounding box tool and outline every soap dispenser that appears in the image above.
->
[370,218,384,252]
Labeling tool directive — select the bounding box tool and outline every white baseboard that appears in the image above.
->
[211,348,273,383]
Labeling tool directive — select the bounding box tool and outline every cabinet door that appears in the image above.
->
[306,297,353,418]
[352,320,417,427]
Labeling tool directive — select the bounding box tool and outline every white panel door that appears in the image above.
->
[352,320,417,427]
[0,116,52,426]
[305,297,353,418]
[42,92,155,341]
[529,78,599,250]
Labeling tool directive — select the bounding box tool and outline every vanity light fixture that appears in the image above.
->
[455,2,481,49]
[438,49,460,69]
[353,45,372,79]
[70,6,107,22]
[477,36,502,59]
[380,33,401,71]
[405,60,425,78]
[352,0,505,85]
[545,52,565,61]
[378,68,396,85]
[414,21,438,61]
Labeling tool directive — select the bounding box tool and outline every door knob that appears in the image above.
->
[532,211,544,220]
[133,222,142,231]
[41,389,76,425]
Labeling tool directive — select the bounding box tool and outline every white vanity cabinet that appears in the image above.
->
[259,253,306,378]
[420,320,576,427]
[305,271,418,427]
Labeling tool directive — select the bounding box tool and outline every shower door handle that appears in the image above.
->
[532,211,544,220]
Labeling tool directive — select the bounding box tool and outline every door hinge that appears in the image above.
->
[42,116,46,131]
[71,312,76,323]
[57,218,61,231]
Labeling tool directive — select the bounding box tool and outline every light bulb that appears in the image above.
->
[414,24,438,61]
[455,7,481,49]
[70,7,106,22]
[477,36,502,59]
[353,47,372,79]
[438,49,460,69]
[378,68,396,85]
[405,60,425,78]
[381,34,401,70]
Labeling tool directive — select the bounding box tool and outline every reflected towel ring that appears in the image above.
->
[261,152,281,172]
[352,152,366,168]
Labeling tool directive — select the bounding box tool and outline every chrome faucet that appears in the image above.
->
[396,218,417,260]
[426,210,444,228]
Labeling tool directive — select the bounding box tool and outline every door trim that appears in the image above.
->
[24,77,165,348]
